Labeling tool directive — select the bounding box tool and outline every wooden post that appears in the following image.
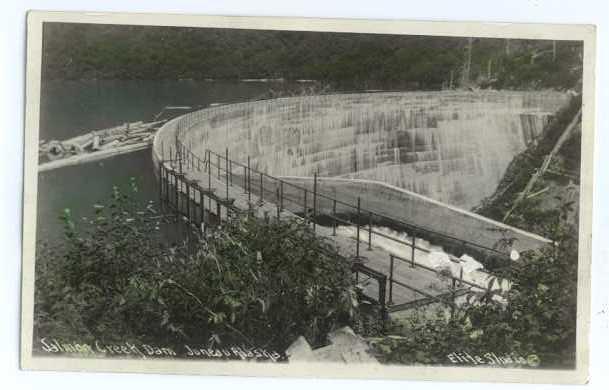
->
[165,166,170,204]
[229,160,233,185]
[259,172,264,203]
[303,189,308,223]
[226,148,232,186]
[166,165,170,204]
[411,232,416,268]
[368,211,372,250]
[207,150,212,213]
[186,220,192,255]
[243,166,248,194]
[174,172,179,214]
[332,199,337,236]
[158,163,163,202]
[217,154,220,179]
[178,143,183,174]
[247,156,251,205]
[313,172,317,231]
[356,197,361,259]
[388,255,394,305]
[167,169,171,205]
[199,188,205,228]
[225,150,229,201]
[276,187,281,219]
[279,181,284,211]
[378,275,387,326]
[186,180,191,221]
[160,164,165,203]
[167,170,175,208]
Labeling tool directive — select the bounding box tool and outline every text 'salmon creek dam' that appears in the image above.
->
[153,90,570,253]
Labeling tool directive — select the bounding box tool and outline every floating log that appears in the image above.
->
[92,135,101,151]
[38,118,168,171]
[81,138,94,150]
[45,140,65,160]
[99,139,120,150]
[124,130,155,139]
[63,141,84,154]
[39,140,153,172]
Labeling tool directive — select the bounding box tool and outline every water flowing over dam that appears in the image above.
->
[178,90,569,209]
[155,90,570,253]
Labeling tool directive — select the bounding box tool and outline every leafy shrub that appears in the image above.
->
[370,199,578,368]
[34,181,358,354]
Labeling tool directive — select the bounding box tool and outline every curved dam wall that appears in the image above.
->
[153,90,569,253]
[275,176,551,253]
[177,91,569,209]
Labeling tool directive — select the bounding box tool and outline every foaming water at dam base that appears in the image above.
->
[179,90,570,210]
[153,90,569,254]
[335,224,511,294]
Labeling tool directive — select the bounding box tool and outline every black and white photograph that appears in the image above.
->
[19,11,596,384]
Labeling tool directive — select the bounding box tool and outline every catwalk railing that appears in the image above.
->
[157,153,391,323]
[157,134,509,318]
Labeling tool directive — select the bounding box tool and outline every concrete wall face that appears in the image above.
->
[154,91,568,253]
[180,91,569,209]
[277,176,549,253]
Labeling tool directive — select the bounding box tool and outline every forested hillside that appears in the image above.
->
[42,23,583,91]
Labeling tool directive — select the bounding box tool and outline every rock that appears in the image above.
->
[285,336,315,362]
[285,327,379,364]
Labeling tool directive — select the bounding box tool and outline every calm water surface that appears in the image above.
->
[37,80,273,242]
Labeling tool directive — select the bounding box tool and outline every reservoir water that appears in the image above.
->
[36,80,274,242]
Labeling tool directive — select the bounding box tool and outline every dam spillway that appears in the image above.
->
[153,90,570,253]
[176,90,570,210]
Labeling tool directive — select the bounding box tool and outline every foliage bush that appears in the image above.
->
[34,181,358,355]
[371,197,578,369]
[490,45,582,91]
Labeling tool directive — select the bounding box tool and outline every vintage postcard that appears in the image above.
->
[21,11,596,384]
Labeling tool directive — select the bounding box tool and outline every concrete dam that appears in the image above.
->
[177,90,569,209]
[153,90,570,253]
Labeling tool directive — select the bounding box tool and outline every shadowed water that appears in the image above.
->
[36,80,274,242]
